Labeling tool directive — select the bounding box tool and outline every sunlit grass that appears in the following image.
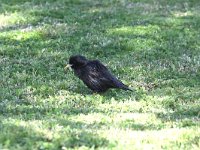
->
[0,29,43,41]
[103,128,200,150]
[0,12,26,27]
[0,12,39,28]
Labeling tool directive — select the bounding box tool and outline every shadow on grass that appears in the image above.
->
[156,105,200,121]
[119,120,164,131]
[63,130,110,149]
[1,118,111,149]
[0,123,46,148]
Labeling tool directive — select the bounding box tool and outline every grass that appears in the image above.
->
[0,0,200,149]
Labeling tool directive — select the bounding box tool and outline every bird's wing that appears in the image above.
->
[87,60,111,84]
[90,60,130,90]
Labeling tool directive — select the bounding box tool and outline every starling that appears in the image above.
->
[66,55,132,93]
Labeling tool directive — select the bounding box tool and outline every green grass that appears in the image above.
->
[0,0,200,149]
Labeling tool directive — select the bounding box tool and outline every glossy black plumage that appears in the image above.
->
[69,55,132,93]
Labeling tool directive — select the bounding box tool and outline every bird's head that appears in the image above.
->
[65,55,88,70]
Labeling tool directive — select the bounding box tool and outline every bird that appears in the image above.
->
[66,55,132,93]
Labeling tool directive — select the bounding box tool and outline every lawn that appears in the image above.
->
[0,0,200,149]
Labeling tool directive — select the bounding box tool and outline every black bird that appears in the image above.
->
[66,55,132,93]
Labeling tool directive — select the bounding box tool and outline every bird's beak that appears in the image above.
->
[64,64,72,70]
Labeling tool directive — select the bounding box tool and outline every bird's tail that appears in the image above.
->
[115,80,133,91]
[120,85,133,91]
